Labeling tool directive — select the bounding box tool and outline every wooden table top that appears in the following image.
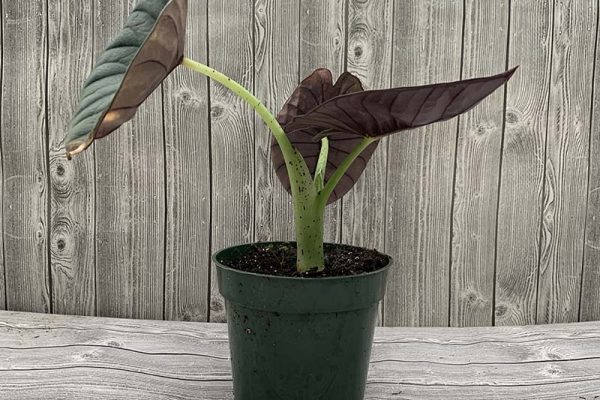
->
[0,311,598,399]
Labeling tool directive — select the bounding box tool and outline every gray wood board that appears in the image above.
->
[1,0,50,313]
[93,0,165,319]
[162,0,211,322]
[47,0,95,316]
[582,0,600,322]
[384,0,464,327]
[1,311,599,399]
[449,0,509,327]
[208,0,255,322]
[536,0,597,324]
[343,0,394,326]
[494,0,553,326]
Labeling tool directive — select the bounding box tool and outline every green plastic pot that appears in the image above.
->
[214,242,392,400]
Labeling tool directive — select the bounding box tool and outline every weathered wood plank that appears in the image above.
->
[47,0,95,316]
[536,0,597,324]
[384,0,463,327]
[162,0,210,322]
[343,0,393,326]
[93,0,165,319]
[450,0,509,327]
[299,0,346,243]
[342,3,392,246]
[1,0,49,312]
[1,311,600,399]
[253,0,299,243]
[208,0,254,322]
[0,0,4,311]
[494,0,553,326]
[581,2,600,323]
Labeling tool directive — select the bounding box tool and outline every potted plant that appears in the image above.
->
[63,1,516,399]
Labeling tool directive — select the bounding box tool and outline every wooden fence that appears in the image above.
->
[1,0,598,327]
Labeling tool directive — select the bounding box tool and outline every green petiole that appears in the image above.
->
[181,57,374,272]
[314,137,329,192]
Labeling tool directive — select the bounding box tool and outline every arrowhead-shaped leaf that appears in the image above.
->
[271,69,379,204]
[273,67,516,204]
[286,67,517,139]
[63,0,187,159]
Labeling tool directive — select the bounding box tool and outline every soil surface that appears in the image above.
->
[220,242,390,278]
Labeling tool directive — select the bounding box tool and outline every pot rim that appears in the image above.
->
[212,241,393,282]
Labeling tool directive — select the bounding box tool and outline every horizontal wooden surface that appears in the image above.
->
[0,311,599,399]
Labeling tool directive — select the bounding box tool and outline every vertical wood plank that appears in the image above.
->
[254,0,299,243]
[581,5,600,322]
[495,0,553,326]
[343,1,393,250]
[0,0,4,311]
[208,0,254,322]
[536,0,597,324]
[299,0,347,243]
[47,0,95,316]
[94,0,165,319]
[1,0,49,312]
[163,0,211,322]
[343,0,393,326]
[449,0,509,327]
[384,0,463,327]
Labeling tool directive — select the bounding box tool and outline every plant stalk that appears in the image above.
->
[181,57,324,271]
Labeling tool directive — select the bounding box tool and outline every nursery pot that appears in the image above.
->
[214,242,392,400]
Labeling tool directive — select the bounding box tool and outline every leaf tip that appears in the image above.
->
[64,138,92,160]
[506,65,519,78]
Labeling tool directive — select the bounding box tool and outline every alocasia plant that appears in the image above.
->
[63,0,517,273]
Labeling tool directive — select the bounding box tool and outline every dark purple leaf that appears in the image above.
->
[271,69,379,204]
[286,67,518,139]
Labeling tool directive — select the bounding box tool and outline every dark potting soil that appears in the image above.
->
[221,242,390,278]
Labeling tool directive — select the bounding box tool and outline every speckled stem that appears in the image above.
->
[181,57,325,271]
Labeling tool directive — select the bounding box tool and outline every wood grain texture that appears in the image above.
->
[342,1,392,249]
[384,0,464,327]
[253,0,299,243]
[494,0,553,326]
[342,0,393,327]
[0,0,3,311]
[1,0,50,313]
[449,1,509,327]
[1,0,599,327]
[536,0,598,324]
[93,0,165,319]
[581,4,600,323]
[47,0,95,316]
[299,0,347,243]
[208,0,255,322]
[1,311,600,399]
[162,0,211,322]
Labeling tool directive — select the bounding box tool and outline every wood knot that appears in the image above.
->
[211,105,225,119]
[544,364,562,376]
[178,89,202,107]
[505,109,520,124]
[354,46,363,58]
[210,299,224,313]
[56,164,65,176]
[495,304,508,317]
[471,122,496,137]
